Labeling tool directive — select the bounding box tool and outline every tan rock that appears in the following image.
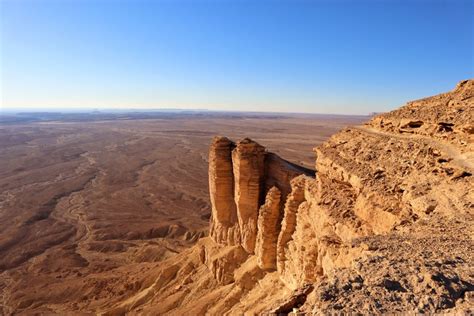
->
[208,136,240,246]
[205,244,248,285]
[109,80,474,315]
[264,152,314,205]
[232,138,266,253]
[277,176,308,276]
[255,186,281,270]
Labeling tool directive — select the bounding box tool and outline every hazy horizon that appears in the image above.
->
[1,106,372,117]
[1,0,473,114]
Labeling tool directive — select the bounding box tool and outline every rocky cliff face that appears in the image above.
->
[231,138,266,253]
[208,137,240,246]
[255,186,281,270]
[107,80,473,315]
[209,137,313,256]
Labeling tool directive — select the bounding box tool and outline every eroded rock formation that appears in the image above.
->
[208,136,240,246]
[232,138,266,253]
[107,80,473,315]
[208,136,314,255]
[255,186,281,270]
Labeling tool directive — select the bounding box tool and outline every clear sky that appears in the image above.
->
[1,0,473,114]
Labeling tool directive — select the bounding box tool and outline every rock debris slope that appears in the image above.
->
[106,80,473,315]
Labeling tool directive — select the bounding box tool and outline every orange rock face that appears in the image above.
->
[208,137,313,257]
[255,186,281,270]
[208,136,240,246]
[276,175,307,278]
[232,138,266,253]
[106,80,473,315]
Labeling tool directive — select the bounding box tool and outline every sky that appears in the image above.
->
[0,0,473,114]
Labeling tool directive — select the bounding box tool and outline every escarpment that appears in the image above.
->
[208,136,240,246]
[231,138,266,253]
[107,80,473,315]
[208,137,314,257]
[368,79,474,152]
[255,186,281,270]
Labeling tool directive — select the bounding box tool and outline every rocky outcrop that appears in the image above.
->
[276,176,307,278]
[208,137,240,246]
[264,153,313,206]
[203,242,248,285]
[255,187,281,270]
[368,79,474,151]
[205,135,314,297]
[232,138,266,253]
[114,80,473,315]
[208,137,314,256]
[213,80,472,314]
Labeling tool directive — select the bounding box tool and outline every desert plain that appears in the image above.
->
[0,112,365,313]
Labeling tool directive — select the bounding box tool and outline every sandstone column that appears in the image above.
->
[209,136,240,245]
[255,186,281,270]
[232,138,265,254]
[277,175,307,273]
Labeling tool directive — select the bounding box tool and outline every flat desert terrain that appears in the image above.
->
[0,112,366,313]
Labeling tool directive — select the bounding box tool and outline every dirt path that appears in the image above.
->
[354,126,474,172]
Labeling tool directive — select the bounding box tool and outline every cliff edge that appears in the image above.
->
[106,80,473,315]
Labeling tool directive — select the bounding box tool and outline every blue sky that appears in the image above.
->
[1,0,473,114]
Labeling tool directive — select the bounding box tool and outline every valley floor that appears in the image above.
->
[0,113,363,314]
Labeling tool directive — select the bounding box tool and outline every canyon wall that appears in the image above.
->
[209,137,314,260]
[107,80,473,315]
[208,137,240,246]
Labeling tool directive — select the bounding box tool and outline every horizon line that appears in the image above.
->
[0,107,376,117]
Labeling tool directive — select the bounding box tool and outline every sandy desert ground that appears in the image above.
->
[0,112,366,313]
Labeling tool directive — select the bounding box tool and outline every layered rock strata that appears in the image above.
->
[255,186,281,270]
[232,138,266,253]
[208,137,314,256]
[107,80,473,315]
[208,137,240,246]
